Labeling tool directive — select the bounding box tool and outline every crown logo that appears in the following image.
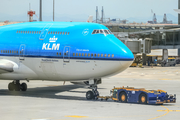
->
[49,36,58,42]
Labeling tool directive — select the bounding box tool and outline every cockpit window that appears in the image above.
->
[100,30,104,34]
[108,30,113,34]
[104,30,109,34]
[96,30,100,34]
[92,30,96,34]
[92,29,112,35]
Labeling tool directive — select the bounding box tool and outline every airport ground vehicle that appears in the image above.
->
[161,57,176,67]
[93,86,176,105]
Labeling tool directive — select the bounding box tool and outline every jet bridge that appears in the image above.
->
[114,32,152,54]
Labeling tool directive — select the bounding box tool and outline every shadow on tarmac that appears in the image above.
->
[0,85,88,101]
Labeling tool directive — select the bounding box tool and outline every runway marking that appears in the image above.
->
[65,115,88,118]
[158,78,171,80]
[148,105,169,120]
[148,105,180,120]
[157,110,180,112]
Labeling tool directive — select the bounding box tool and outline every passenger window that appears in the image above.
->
[101,54,103,57]
[76,53,78,56]
[62,32,64,35]
[58,32,59,34]
[10,50,11,53]
[112,54,114,57]
[94,54,97,57]
[48,32,50,34]
[3,51,5,53]
[68,32,69,35]
[60,32,62,35]
[34,31,36,34]
[65,32,67,35]
[64,53,66,55]
[73,53,75,56]
[104,54,107,57]
[32,31,34,34]
[5,50,7,53]
[12,51,13,53]
[91,54,93,57]
[53,32,55,34]
[85,53,87,56]
[55,32,57,34]
[60,52,61,55]
[17,51,18,54]
[16,31,18,33]
[1,50,2,53]
[8,50,9,53]
[98,54,100,57]
[23,31,24,34]
[79,53,81,56]
[51,32,52,34]
[82,53,84,56]
[108,54,110,57]
[88,53,90,57]
[57,52,58,55]
[30,31,31,34]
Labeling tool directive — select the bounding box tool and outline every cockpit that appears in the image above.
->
[92,29,113,35]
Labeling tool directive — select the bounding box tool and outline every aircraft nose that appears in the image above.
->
[118,46,134,71]
[119,46,134,61]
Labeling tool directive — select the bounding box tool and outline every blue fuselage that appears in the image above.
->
[0,22,133,61]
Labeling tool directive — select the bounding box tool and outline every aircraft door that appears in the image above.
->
[19,44,26,60]
[63,46,70,63]
[39,23,53,40]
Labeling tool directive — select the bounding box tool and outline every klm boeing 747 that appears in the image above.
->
[0,22,134,99]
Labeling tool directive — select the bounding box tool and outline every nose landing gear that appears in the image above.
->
[8,80,27,91]
[86,86,99,100]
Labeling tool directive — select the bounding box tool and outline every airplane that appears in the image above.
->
[0,21,134,100]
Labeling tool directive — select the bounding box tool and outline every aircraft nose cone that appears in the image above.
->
[119,45,134,61]
[118,47,134,71]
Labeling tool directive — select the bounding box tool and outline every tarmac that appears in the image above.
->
[0,65,180,120]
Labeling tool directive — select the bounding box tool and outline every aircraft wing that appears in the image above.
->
[0,59,18,73]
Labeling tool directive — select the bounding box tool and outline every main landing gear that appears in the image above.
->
[86,85,99,100]
[8,80,27,91]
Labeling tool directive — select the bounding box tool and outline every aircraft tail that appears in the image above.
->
[87,15,93,23]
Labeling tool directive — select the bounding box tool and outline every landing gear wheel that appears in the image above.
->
[139,93,147,104]
[86,91,94,100]
[8,83,14,91]
[20,83,27,91]
[119,92,127,103]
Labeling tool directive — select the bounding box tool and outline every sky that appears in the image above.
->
[0,0,178,23]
